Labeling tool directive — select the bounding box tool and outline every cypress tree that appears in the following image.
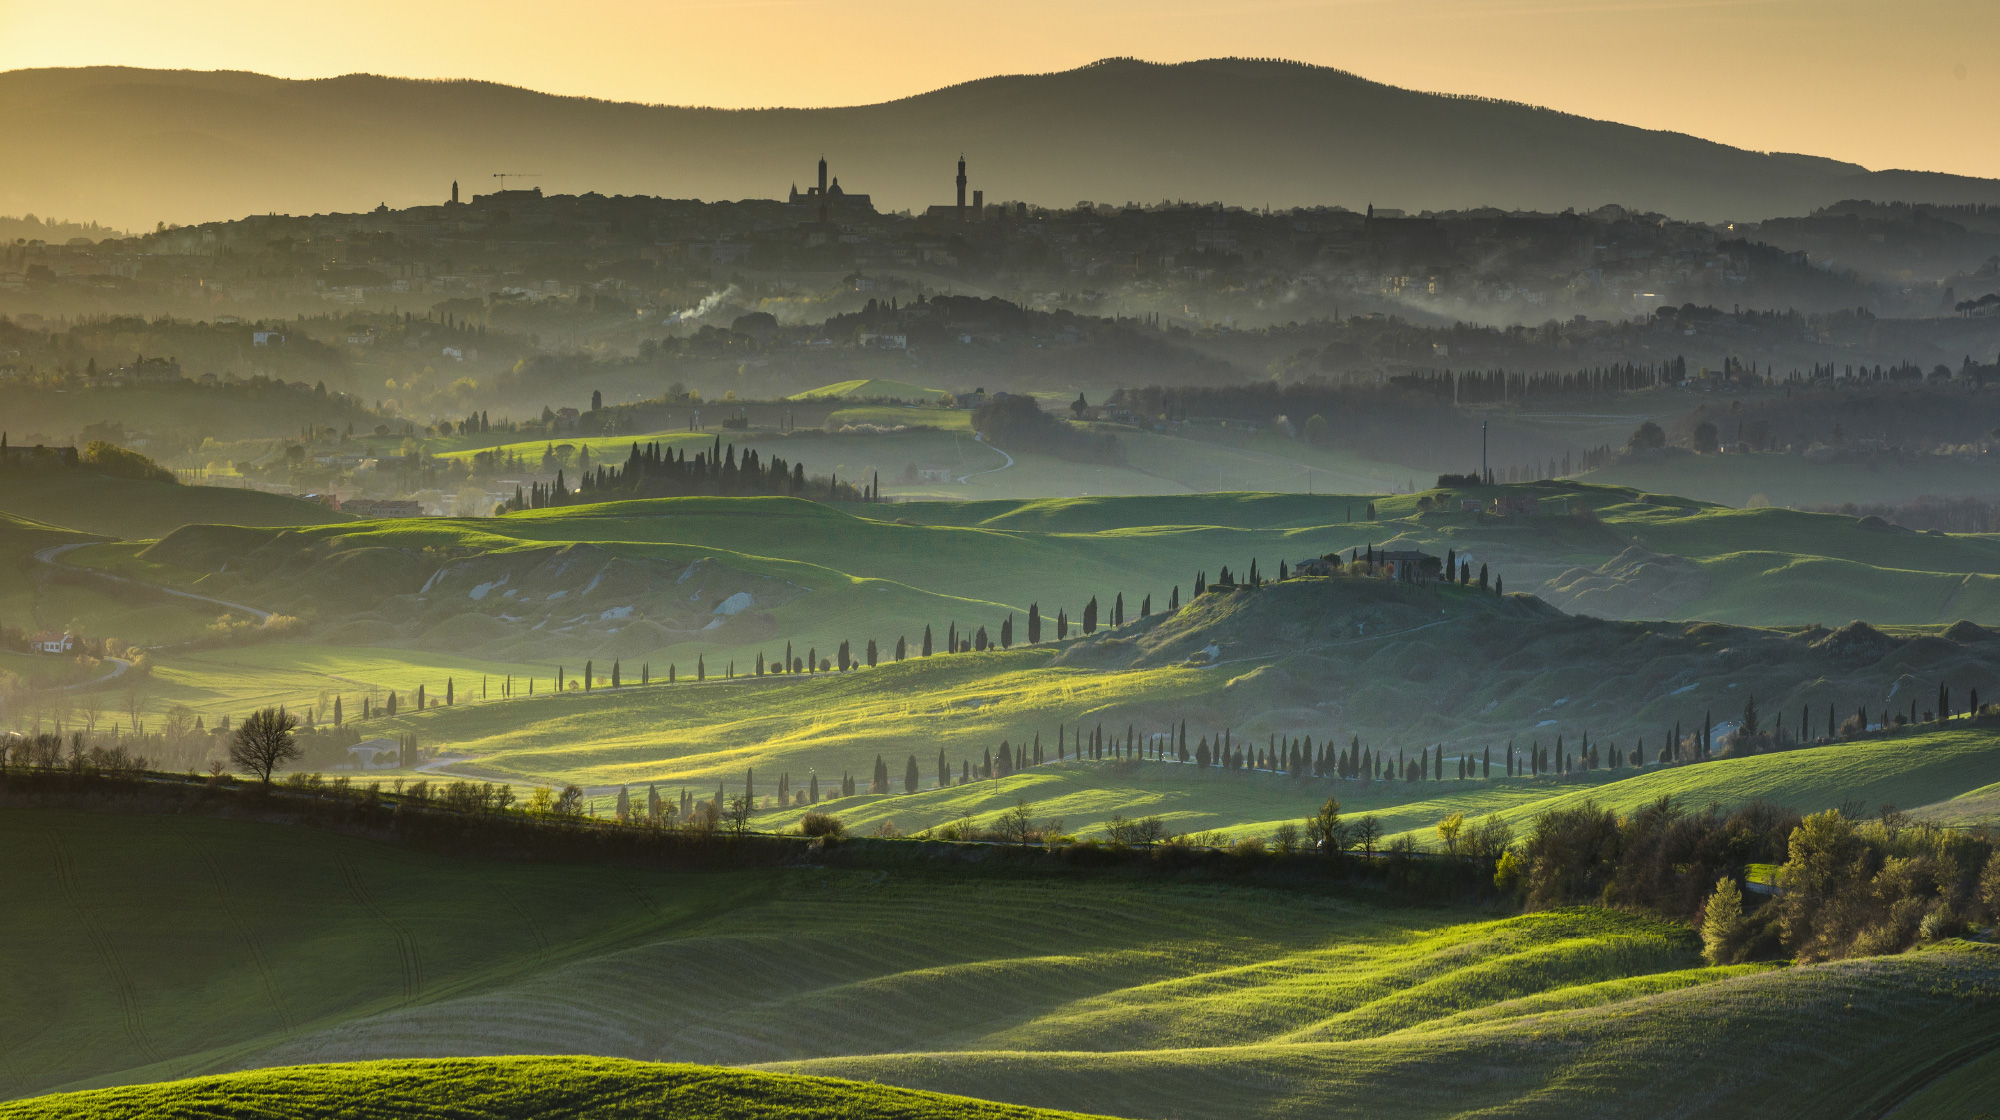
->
[809,773,819,802]
[1170,585,1180,610]
[923,626,933,656]
[904,754,920,794]
[938,749,949,788]
[896,635,907,661]
[446,678,454,705]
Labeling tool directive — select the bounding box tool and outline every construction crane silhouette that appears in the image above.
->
[491,173,541,191]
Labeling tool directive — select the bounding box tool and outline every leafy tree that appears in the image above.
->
[1305,797,1345,855]
[1436,812,1466,856]
[1691,420,1719,452]
[229,707,300,784]
[1624,421,1667,453]
[1701,877,1752,964]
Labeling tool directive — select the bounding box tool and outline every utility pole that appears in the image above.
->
[1481,420,1488,483]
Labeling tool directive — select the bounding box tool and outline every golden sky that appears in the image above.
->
[4,0,1995,178]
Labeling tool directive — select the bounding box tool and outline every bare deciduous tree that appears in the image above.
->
[229,707,300,784]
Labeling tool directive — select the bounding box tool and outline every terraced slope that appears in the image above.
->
[0,1057,1106,1120]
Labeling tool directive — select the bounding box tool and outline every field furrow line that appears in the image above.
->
[178,828,297,1032]
[338,856,423,1005]
[41,829,164,1066]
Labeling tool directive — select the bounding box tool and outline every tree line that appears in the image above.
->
[497,435,868,511]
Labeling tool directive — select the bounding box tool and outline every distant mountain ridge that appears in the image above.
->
[5,58,2000,228]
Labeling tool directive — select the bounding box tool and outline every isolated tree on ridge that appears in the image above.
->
[230,707,300,785]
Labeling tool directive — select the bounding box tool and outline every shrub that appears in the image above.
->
[799,811,845,838]
[80,440,176,484]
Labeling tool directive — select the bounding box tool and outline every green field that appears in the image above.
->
[36,484,2000,810]
[0,1058,1104,1120]
[737,724,2000,843]
[0,471,349,540]
[791,378,948,401]
[1584,449,2000,510]
[2,807,1996,1120]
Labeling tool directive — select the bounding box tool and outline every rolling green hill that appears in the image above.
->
[741,724,2000,843]
[792,378,947,401]
[0,471,350,540]
[1582,449,2000,511]
[340,569,2000,798]
[51,482,2000,802]
[2,807,1996,1120]
[0,1058,1105,1120]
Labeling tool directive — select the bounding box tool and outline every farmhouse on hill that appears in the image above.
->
[1377,549,1437,579]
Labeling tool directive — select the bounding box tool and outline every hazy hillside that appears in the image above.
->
[7,60,2000,229]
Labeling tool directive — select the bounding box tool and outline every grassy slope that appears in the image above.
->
[0,512,101,626]
[744,726,2000,842]
[5,809,1994,1120]
[793,378,948,400]
[1583,449,2000,509]
[0,1058,1104,1120]
[770,944,2000,1120]
[434,424,1405,501]
[0,471,350,539]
